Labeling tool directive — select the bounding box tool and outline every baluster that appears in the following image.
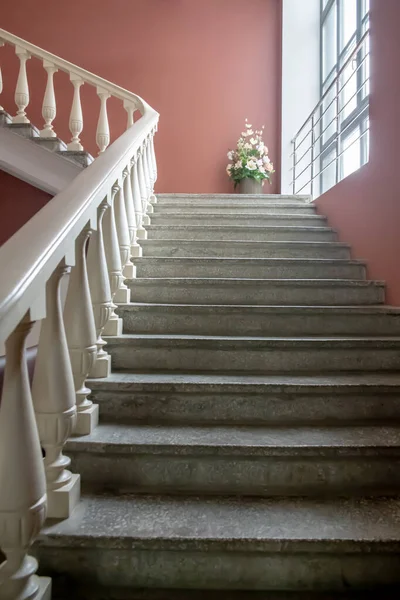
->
[114,177,135,280]
[124,165,141,258]
[87,201,114,377]
[67,74,84,151]
[96,87,110,154]
[131,157,146,240]
[32,265,80,519]
[0,42,4,111]
[124,100,136,129]
[13,46,31,124]
[137,150,150,226]
[0,316,51,600]
[151,130,158,183]
[103,186,129,335]
[144,140,155,210]
[64,228,98,435]
[40,61,58,138]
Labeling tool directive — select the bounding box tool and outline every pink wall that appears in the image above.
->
[0,171,51,245]
[0,0,282,194]
[316,0,400,304]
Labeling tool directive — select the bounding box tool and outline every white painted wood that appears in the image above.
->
[139,145,151,225]
[150,133,157,182]
[0,316,50,599]
[131,157,146,239]
[96,87,110,154]
[0,126,81,195]
[137,149,148,215]
[67,73,84,151]
[124,165,141,258]
[102,186,127,334]
[13,45,31,124]
[0,41,4,111]
[87,200,114,377]
[124,100,136,128]
[32,265,80,519]
[114,178,135,280]
[40,60,58,138]
[64,228,99,436]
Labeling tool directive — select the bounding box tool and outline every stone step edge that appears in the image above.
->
[139,240,350,248]
[129,278,384,287]
[117,303,400,314]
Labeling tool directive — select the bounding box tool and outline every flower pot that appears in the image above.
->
[238,178,263,194]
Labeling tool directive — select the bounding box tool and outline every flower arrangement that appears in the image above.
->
[226,119,274,188]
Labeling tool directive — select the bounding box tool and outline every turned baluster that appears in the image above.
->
[87,200,114,378]
[96,87,110,154]
[114,176,135,280]
[103,186,129,335]
[124,100,136,129]
[144,140,156,209]
[67,74,84,151]
[150,130,158,184]
[131,157,146,240]
[40,61,58,138]
[13,46,31,124]
[137,149,150,226]
[0,316,51,600]
[0,42,4,111]
[64,228,98,436]
[124,165,141,258]
[32,265,80,519]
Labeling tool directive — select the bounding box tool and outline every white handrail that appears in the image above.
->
[0,29,159,597]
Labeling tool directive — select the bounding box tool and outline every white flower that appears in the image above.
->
[259,165,266,174]
[250,138,258,145]
[247,129,254,136]
[234,160,242,169]
[257,159,263,167]
[245,123,252,129]
[263,155,270,164]
[257,142,264,152]
[242,131,249,137]
[246,159,258,171]
[244,143,252,150]
[226,164,233,175]
[227,150,234,160]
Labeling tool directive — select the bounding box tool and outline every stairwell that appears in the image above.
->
[32,193,400,598]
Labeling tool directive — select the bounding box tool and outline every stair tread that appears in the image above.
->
[67,422,400,453]
[119,303,400,314]
[140,240,348,247]
[39,493,400,549]
[157,193,310,201]
[146,225,334,231]
[106,334,400,344]
[133,257,363,264]
[132,277,383,285]
[88,371,400,389]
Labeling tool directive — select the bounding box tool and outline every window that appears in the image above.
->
[319,0,370,193]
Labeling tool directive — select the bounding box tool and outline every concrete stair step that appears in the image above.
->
[128,278,385,305]
[145,225,338,242]
[105,335,400,373]
[117,304,400,337]
[36,493,400,591]
[153,203,316,215]
[139,240,351,259]
[133,258,366,279]
[156,193,311,204]
[65,423,400,496]
[88,372,400,426]
[149,213,327,227]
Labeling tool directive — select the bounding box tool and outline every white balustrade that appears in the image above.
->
[144,139,155,212]
[114,179,135,280]
[0,317,51,600]
[124,165,142,258]
[67,73,84,151]
[103,186,129,333]
[0,42,4,111]
[32,265,80,519]
[64,228,98,435]
[87,200,114,377]
[96,87,110,154]
[13,46,31,124]
[150,130,158,184]
[40,60,58,138]
[131,157,146,239]
[0,27,159,591]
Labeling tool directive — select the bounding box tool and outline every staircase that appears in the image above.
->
[32,194,400,598]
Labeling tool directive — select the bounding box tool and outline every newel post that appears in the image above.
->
[0,316,51,600]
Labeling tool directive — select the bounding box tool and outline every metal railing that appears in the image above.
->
[291,29,370,199]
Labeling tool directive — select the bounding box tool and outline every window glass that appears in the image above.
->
[341,127,361,178]
[340,0,357,51]
[323,5,337,79]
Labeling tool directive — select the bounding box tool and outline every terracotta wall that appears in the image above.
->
[0,0,282,195]
[315,0,400,304]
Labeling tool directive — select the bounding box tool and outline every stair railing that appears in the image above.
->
[0,28,158,599]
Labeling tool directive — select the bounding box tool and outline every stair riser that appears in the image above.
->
[91,389,400,426]
[153,206,317,215]
[129,283,384,306]
[150,215,326,227]
[68,450,400,497]
[107,343,400,373]
[119,309,400,337]
[140,242,350,260]
[134,261,366,279]
[35,546,400,592]
[146,228,337,242]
